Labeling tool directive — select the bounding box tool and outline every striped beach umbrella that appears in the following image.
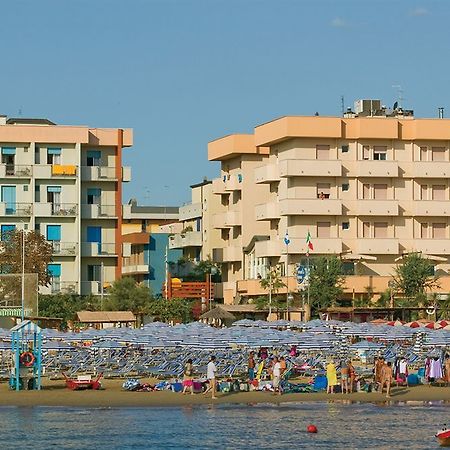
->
[387,320,404,327]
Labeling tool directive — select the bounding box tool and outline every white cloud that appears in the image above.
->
[409,7,429,16]
[331,17,347,28]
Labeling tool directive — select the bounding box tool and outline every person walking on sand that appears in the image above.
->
[340,361,349,394]
[182,359,194,395]
[271,357,282,395]
[326,360,338,394]
[203,356,218,399]
[248,351,256,381]
[348,360,356,393]
[380,361,393,398]
[374,356,384,390]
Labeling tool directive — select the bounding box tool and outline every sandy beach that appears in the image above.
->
[0,379,448,408]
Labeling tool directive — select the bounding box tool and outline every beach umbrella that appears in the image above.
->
[387,320,404,327]
[425,322,443,330]
[371,319,388,325]
[438,320,449,327]
[404,321,422,328]
[443,325,450,331]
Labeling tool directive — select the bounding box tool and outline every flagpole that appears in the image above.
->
[307,251,310,307]
[286,239,289,321]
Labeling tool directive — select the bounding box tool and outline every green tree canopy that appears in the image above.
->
[307,256,345,311]
[392,252,440,301]
[147,297,193,323]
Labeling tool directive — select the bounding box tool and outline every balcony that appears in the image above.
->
[281,238,343,255]
[169,231,202,249]
[179,202,202,221]
[412,161,450,178]
[255,164,280,184]
[255,239,282,257]
[81,166,117,181]
[213,246,242,262]
[279,199,342,216]
[81,242,117,257]
[0,164,32,178]
[0,203,32,217]
[356,238,399,255]
[255,202,280,220]
[212,210,242,228]
[350,200,399,216]
[279,159,342,177]
[81,204,117,219]
[351,160,398,177]
[34,165,77,178]
[51,242,77,256]
[34,203,78,217]
[80,281,110,296]
[122,264,149,275]
[410,239,450,255]
[224,175,243,191]
[413,201,450,217]
[212,178,227,195]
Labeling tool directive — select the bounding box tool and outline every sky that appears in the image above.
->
[1,0,449,206]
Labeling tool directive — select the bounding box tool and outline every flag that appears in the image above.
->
[306,230,313,252]
[284,231,290,246]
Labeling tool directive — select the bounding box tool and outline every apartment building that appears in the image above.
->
[122,201,181,295]
[0,115,132,296]
[209,101,450,304]
[168,179,223,263]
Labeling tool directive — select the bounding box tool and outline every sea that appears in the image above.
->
[0,401,448,449]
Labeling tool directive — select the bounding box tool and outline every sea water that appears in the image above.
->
[0,402,447,449]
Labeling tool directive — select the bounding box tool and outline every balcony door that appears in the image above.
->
[87,226,102,253]
[1,186,16,214]
[47,186,62,214]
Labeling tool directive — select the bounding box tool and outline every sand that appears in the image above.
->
[0,378,449,408]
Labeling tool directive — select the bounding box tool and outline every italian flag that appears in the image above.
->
[306,231,314,253]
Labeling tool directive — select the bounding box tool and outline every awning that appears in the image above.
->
[342,254,377,261]
[1,147,16,155]
[395,253,447,262]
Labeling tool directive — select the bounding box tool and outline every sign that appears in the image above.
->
[297,265,307,284]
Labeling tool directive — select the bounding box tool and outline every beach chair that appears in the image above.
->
[62,372,103,390]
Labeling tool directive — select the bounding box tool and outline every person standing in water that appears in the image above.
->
[326,360,338,394]
[203,356,218,399]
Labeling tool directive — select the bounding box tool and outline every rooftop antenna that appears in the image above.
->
[341,95,345,117]
[392,84,404,109]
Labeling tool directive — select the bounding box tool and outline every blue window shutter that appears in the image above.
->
[87,188,101,197]
[87,226,102,243]
[1,147,16,155]
[47,148,61,155]
[87,150,101,159]
[1,186,16,214]
[47,186,62,193]
[47,225,61,241]
[1,225,15,241]
[48,264,61,277]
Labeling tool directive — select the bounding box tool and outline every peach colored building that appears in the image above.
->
[209,101,450,304]
[0,115,132,296]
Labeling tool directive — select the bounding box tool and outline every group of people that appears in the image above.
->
[248,350,287,395]
[182,356,218,398]
[325,360,356,394]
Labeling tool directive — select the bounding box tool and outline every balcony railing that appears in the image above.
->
[51,203,78,216]
[0,164,32,178]
[51,241,77,256]
[81,242,117,257]
[0,203,32,216]
[80,281,111,296]
[81,204,117,218]
[50,281,79,294]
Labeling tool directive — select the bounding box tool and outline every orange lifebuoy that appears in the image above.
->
[20,352,35,367]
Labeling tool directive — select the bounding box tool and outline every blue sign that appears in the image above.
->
[297,265,306,283]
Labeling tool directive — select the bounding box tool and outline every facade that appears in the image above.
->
[209,101,450,304]
[0,115,132,296]
[168,179,223,263]
[121,201,182,295]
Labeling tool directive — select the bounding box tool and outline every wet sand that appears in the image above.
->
[1,379,449,408]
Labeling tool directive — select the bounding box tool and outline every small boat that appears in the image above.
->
[436,427,450,447]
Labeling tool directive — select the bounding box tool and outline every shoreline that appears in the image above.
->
[0,379,449,408]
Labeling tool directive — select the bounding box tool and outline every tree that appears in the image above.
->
[392,253,440,303]
[147,297,193,323]
[257,267,287,317]
[0,229,53,286]
[104,277,154,315]
[191,258,220,281]
[307,256,345,311]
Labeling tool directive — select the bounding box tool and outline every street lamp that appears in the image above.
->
[287,293,294,321]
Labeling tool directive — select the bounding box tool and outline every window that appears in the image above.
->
[1,225,15,241]
[87,226,102,253]
[47,148,61,165]
[342,183,349,192]
[47,186,61,213]
[2,147,16,175]
[317,183,331,199]
[420,185,428,200]
[196,218,201,232]
[373,146,387,160]
[23,185,28,192]
[87,150,102,166]
[48,263,61,293]
[432,147,446,162]
[35,147,40,164]
[1,186,16,214]
[374,184,388,200]
[341,145,349,153]
[420,223,428,239]
[374,222,388,238]
[316,145,330,160]
[35,185,40,202]
[432,185,446,201]
[87,188,101,205]
[363,183,371,200]
[342,222,350,230]
[432,223,446,239]
[363,222,370,238]
[88,264,102,282]
[47,225,61,241]
[363,145,370,160]
[341,262,355,275]
[317,222,331,238]
[420,146,428,162]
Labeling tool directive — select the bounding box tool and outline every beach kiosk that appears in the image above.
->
[10,320,42,391]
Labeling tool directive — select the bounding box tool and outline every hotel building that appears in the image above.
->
[209,100,450,304]
[0,115,132,296]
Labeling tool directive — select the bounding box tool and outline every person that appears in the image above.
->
[279,356,287,377]
[340,361,349,394]
[182,359,194,395]
[445,355,450,385]
[258,347,268,360]
[248,351,256,381]
[374,356,384,389]
[326,360,338,394]
[203,355,217,399]
[380,361,393,398]
[348,360,356,393]
[271,357,282,395]
[319,191,325,200]
[257,273,262,279]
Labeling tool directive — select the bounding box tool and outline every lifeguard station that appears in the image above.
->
[10,320,42,390]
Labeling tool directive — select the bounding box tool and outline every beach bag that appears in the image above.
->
[313,375,327,391]
[171,382,183,393]
[239,383,249,392]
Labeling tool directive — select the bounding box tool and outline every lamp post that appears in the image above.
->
[21,228,25,322]
[284,231,290,321]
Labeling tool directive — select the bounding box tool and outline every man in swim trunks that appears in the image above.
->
[340,361,349,394]
[380,361,393,398]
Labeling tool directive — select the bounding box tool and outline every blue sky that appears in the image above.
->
[1,0,449,206]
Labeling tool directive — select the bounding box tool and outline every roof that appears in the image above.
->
[199,306,236,320]
[190,179,212,189]
[77,311,136,323]
[7,118,56,125]
[11,319,41,333]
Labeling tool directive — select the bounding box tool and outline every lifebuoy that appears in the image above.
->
[20,351,35,367]
[426,305,436,315]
